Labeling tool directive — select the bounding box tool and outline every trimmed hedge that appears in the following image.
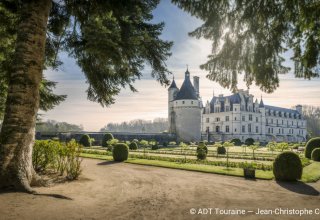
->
[151,145,159,150]
[273,152,302,181]
[79,134,91,147]
[305,137,320,159]
[217,146,226,155]
[102,133,114,148]
[197,147,207,160]
[197,142,208,154]
[129,142,138,150]
[231,138,242,146]
[311,148,320,161]
[245,138,254,146]
[113,143,129,162]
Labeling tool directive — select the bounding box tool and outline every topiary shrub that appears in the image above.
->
[197,142,208,154]
[113,143,129,162]
[102,133,114,147]
[217,146,226,155]
[273,151,302,181]
[79,134,91,147]
[231,138,242,146]
[305,137,320,159]
[311,148,320,161]
[151,144,159,150]
[129,142,138,150]
[197,147,207,160]
[245,138,254,146]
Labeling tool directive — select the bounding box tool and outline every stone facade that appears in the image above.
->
[169,70,307,143]
[168,69,202,142]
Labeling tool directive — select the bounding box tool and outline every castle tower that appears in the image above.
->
[170,69,202,142]
[259,96,266,141]
[168,77,179,133]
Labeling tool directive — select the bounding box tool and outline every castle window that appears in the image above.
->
[242,125,245,133]
[256,117,258,122]
[191,101,193,104]
[268,128,270,133]
[234,117,237,120]
[206,127,210,132]
[271,119,273,124]
[182,101,185,104]
[235,128,237,132]
[234,108,237,111]
[279,128,281,134]
[216,126,220,132]
[216,117,220,122]
[226,106,230,111]
[256,126,259,133]
[282,120,283,125]
[242,116,245,121]
[249,114,252,121]
[248,124,252,132]
[226,116,229,121]
[226,126,230,133]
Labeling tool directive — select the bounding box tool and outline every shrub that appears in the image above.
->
[33,140,59,172]
[32,139,83,179]
[113,143,129,162]
[197,142,208,154]
[245,138,254,146]
[65,140,83,180]
[79,134,91,147]
[102,133,114,147]
[305,137,320,159]
[197,147,207,160]
[273,151,302,181]
[129,142,138,150]
[311,148,320,161]
[217,146,226,155]
[106,138,119,151]
[231,138,242,146]
[151,145,159,150]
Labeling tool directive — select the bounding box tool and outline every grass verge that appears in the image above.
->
[301,162,320,182]
[81,153,319,183]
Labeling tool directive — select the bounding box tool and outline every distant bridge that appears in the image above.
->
[36,131,176,144]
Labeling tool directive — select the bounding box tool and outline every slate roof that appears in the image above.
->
[168,79,178,89]
[265,105,299,114]
[209,93,241,113]
[259,99,265,107]
[175,71,198,100]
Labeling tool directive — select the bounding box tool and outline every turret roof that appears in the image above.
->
[168,78,178,90]
[175,70,198,100]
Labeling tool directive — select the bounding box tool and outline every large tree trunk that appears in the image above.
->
[0,0,52,192]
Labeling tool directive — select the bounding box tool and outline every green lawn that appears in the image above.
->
[80,153,273,180]
[301,161,320,182]
[81,152,318,183]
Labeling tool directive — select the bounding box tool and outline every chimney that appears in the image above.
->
[193,76,199,98]
[296,105,302,114]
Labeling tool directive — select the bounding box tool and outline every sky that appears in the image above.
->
[42,0,320,131]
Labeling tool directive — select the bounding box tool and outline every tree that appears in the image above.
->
[0,0,172,192]
[249,144,259,160]
[172,0,320,93]
[302,105,320,138]
[223,141,234,169]
[266,142,276,156]
[179,142,188,163]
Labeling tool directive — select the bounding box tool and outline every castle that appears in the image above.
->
[168,69,307,143]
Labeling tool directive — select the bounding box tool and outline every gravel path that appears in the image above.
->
[0,158,319,220]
